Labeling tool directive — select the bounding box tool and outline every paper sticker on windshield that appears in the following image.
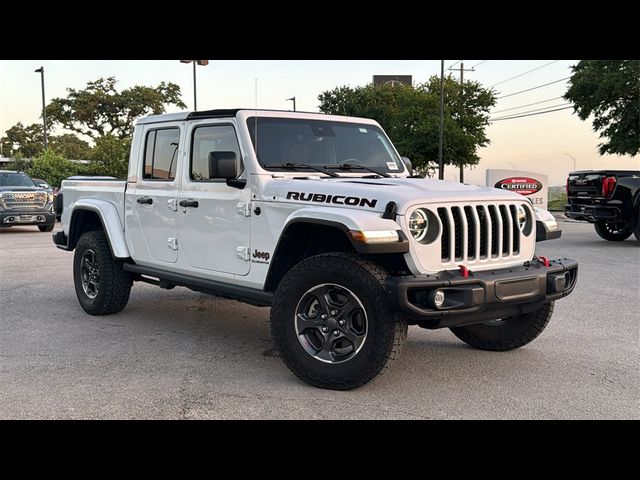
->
[387,162,399,171]
[359,128,368,133]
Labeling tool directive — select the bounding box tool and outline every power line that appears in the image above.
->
[491,96,564,114]
[489,105,573,122]
[447,60,461,69]
[491,102,570,118]
[471,60,487,68]
[496,77,571,99]
[490,60,559,88]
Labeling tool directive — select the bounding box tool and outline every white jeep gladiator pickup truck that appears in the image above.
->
[53,109,578,390]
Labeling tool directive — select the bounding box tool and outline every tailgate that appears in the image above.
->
[567,172,604,202]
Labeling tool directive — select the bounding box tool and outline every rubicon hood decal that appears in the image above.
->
[286,191,378,208]
[494,177,542,196]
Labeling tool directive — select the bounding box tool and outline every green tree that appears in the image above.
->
[1,123,91,160]
[1,122,47,158]
[45,77,187,141]
[318,78,495,174]
[5,158,32,172]
[88,134,131,179]
[564,60,640,156]
[50,134,92,160]
[27,149,86,188]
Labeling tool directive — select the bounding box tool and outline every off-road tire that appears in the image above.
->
[73,230,132,315]
[594,221,632,241]
[270,253,407,390]
[450,301,554,351]
[38,223,55,232]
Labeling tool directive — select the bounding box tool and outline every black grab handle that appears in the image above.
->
[179,199,199,208]
[136,197,153,205]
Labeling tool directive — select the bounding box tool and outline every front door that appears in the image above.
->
[178,122,251,275]
[130,124,182,264]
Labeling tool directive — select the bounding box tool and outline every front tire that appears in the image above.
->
[450,302,554,351]
[270,253,407,390]
[594,221,632,241]
[73,230,132,315]
[39,223,55,232]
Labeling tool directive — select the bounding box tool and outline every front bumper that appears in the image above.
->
[386,258,578,328]
[565,203,621,223]
[0,210,56,226]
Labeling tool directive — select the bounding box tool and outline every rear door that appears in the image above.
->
[129,123,183,264]
[177,121,251,275]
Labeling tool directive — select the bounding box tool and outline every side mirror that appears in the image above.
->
[401,156,413,176]
[208,151,246,189]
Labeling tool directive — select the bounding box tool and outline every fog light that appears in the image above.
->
[433,289,446,309]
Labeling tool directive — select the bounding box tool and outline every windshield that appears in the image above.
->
[0,172,38,187]
[246,117,405,174]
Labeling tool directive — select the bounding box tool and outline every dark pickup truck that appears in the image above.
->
[565,170,640,242]
[0,170,56,232]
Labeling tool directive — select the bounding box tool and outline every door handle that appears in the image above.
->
[179,199,199,208]
[137,197,153,205]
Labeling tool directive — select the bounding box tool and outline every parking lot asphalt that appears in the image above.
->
[0,220,638,419]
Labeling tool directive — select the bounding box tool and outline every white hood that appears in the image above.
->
[257,175,525,214]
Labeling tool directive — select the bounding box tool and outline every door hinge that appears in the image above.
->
[167,237,178,250]
[167,198,178,211]
[237,202,251,217]
[236,246,250,261]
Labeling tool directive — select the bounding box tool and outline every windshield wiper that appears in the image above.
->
[264,162,340,177]
[324,163,391,178]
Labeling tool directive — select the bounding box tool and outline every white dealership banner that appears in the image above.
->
[486,169,548,210]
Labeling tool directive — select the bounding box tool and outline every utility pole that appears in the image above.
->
[448,61,475,183]
[438,60,445,180]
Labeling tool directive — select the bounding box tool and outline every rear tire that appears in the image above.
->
[270,253,407,390]
[450,302,554,351]
[594,221,632,241]
[73,230,132,315]
[39,223,55,232]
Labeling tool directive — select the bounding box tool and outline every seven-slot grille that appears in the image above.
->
[0,191,48,209]
[436,204,522,264]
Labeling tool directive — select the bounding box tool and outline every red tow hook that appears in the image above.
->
[459,265,470,278]
[538,256,550,267]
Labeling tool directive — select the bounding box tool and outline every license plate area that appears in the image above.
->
[495,277,540,301]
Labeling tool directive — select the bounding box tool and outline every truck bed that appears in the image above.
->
[60,177,127,230]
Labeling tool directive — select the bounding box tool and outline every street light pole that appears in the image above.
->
[180,60,209,111]
[565,153,577,171]
[286,97,296,111]
[34,66,48,150]
[438,60,445,180]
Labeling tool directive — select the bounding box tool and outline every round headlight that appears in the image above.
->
[517,205,528,231]
[409,209,429,242]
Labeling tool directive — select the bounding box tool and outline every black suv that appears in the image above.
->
[0,170,56,232]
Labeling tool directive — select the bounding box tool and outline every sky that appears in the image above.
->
[0,60,637,186]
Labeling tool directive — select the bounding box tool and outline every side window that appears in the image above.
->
[191,125,241,181]
[143,128,180,181]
